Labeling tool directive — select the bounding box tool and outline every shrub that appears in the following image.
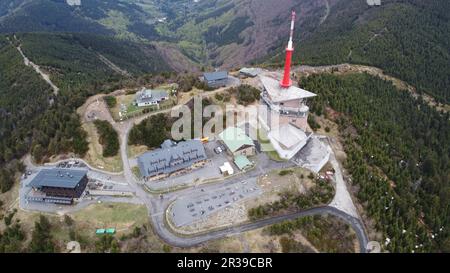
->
[104,96,117,108]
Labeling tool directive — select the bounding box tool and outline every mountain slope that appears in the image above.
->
[0,0,328,68]
[16,32,171,89]
[0,0,112,34]
[268,0,450,103]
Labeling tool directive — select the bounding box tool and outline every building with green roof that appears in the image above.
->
[106,228,116,234]
[234,155,253,171]
[218,127,255,157]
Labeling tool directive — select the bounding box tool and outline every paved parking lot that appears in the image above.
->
[170,178,262,227]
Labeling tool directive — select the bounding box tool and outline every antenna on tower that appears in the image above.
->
[280,10,296,88]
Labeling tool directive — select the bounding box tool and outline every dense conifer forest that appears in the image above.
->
[301,73,450,252]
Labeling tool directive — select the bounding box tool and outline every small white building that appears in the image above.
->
[219,162,234,176]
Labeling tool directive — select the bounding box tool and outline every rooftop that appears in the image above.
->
[29,168,88,189]
[218,127,254,153]
[203,71,228,81]
[234,155,253,170]
[270,123,308,149]
[135,88,168,104]
[260,76,316,103]
[137,139,207,177]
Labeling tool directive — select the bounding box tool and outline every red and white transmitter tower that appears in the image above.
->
[280,10,296,88]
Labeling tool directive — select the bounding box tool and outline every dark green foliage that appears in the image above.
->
[278,170,294,176]
[64,215,74,227]
[96,234,120,253]
[0,223,25,253]
[308,115,321,131]
[215,92,231,102]
[93,120,119,157]
[3,209,16,226]
[301,73,450,252]
[0,0,112,34]
[177,74,211,92]
[29,215,56,253]
[0,168,15,193]
[0,35,55,190]
[128,113,172,149]
[236,84,260,106]
[104,96,117,108]
[17,33,170,88]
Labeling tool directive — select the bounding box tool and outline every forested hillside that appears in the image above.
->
[301,73,450,252]
[17,33,170,90]
[0,33,171,193]
[0,36,53,192]
[0,0,112,35]
[270,0,450,103]
[0,0,327,69]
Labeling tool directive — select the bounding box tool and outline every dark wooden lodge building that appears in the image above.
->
[27,168,88,204]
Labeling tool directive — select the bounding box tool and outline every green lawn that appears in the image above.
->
[71,203,148,229]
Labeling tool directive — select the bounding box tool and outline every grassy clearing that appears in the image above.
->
[110,93,176,121]
[70,203,148,230]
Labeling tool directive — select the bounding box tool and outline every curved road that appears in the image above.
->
[115,120,369,253]
[150,205,368,253]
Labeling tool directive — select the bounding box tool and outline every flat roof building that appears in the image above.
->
[137,139,207,179]
[219,162,234,176]
[218,127,255,157]
[203,71,228,88]
[27,168,88,204]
